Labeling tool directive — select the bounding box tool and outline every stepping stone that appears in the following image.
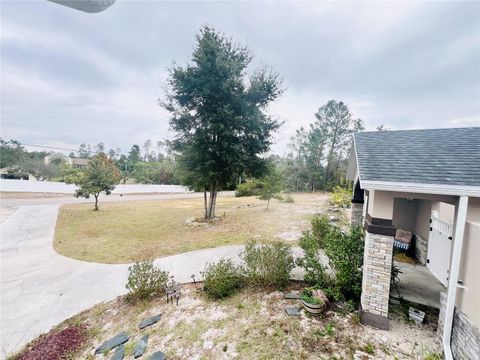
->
[110,344,125,360]
[95,332,129,355]
[134,335,149,358]
[285,307,301,316]
[139,314,161,329]
[150,351,166,360]
[284,293,301,299]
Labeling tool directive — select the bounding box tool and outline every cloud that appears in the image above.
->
[1,0,479,155]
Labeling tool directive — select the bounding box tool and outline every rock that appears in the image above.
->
[110,345,125,360]
[285,307,301,316]
[150,351,166,360]
[284,293,301,300]
[134,334,149,358]
[95,332,129,355]
[139,314,162,329]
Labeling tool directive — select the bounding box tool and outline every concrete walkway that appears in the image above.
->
[0,204,304,358]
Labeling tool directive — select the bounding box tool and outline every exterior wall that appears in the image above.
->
[367,190,394,219]
[432,201,455,223]
[360,231,394,329]
[456,197,480,329]
[392,198,417,232]
[439,291,480,360]
[415,233,428,265]
[415,200,432,240]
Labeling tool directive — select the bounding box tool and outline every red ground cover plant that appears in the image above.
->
[15,325,87,360]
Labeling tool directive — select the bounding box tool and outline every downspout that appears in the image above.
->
[442,196,469,360]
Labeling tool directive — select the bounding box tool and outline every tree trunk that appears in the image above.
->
[206,183,217,220]
[203,189,208,219]
[94,194,99,211]
[266,198,271,209]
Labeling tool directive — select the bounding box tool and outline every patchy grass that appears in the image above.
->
[54,193,328,263]
[12,283,442,360]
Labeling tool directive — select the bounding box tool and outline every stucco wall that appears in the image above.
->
[367,190,394,219]
[393,198,418,232]
[415,200,432,240]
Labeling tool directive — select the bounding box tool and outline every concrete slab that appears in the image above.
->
[391,262,446,309]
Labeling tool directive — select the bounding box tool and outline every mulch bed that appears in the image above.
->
[15,325,87,360]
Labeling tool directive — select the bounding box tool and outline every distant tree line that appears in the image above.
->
[274,100,364,192]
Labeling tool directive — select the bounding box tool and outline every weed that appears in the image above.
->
[361,342,375,355]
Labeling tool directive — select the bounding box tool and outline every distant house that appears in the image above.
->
[44,153,89,168]
[70,157,89,168]
[346,127,480,360]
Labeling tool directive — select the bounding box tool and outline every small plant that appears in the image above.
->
[125,260,169,300]
[330,186,351,208]
[321,322,335,337]
[235,179,263,197]
[241,240,294,289]
[281,194,295,203]
[361,342,375,355]
[297,231,330,287]
[202,259,244,299]
[301,289,323,305]
[423,352,442,360]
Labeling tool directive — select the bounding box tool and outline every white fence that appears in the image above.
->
[0,179,189,194]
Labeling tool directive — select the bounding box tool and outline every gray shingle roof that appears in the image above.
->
[354,127,480,187]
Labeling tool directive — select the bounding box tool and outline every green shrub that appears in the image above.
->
[202,259,244,299]
[324,226,364,301]
[241,240,294,289]
[297,231,330,287]
[235,179,264,197]
[330,186,351,208]
[125,260,169,300]
[311,215,332,248]
[281,194,295,203]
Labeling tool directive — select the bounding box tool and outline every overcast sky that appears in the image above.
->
[1,0,479,156]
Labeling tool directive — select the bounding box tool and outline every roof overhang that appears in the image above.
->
[361,180,480,197]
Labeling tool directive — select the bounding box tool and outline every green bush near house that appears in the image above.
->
[324,226,365,302]
[311,215,331,248]
[235,179,264,197]
[202,259,244,299]
[241,240,294,290]
[330,186,351,208]
[125,260,169,301]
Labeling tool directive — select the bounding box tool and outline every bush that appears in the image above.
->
[281,194,295,203]
[241,240,294,289]
[324,226,364,301]
[125,260,169,300]
[297,231,330,287]
[330,186,351,208]
[202,259,244,299]
[311,215,331,248]
[235,179,263,197]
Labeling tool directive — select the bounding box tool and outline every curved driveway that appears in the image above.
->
[0,195,306,358]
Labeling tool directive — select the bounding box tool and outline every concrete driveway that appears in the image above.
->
[0,198,305,358]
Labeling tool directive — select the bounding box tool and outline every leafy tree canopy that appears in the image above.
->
[162,26,284,219]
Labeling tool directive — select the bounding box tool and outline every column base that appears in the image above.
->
[359,304,390,330]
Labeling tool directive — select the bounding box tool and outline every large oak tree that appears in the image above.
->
[162,26,283,219]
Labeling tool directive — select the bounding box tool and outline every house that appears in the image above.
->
[44,153,89,168]
[346,127,480,360]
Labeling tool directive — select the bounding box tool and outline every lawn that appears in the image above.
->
[54,193,329,264]
[10,283,442,360]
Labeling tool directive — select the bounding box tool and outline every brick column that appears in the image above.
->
[360,231,394,329]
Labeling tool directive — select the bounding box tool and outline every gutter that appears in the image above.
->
[442,196,469,360]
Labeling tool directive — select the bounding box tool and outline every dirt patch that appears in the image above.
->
[15,284,442,359]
